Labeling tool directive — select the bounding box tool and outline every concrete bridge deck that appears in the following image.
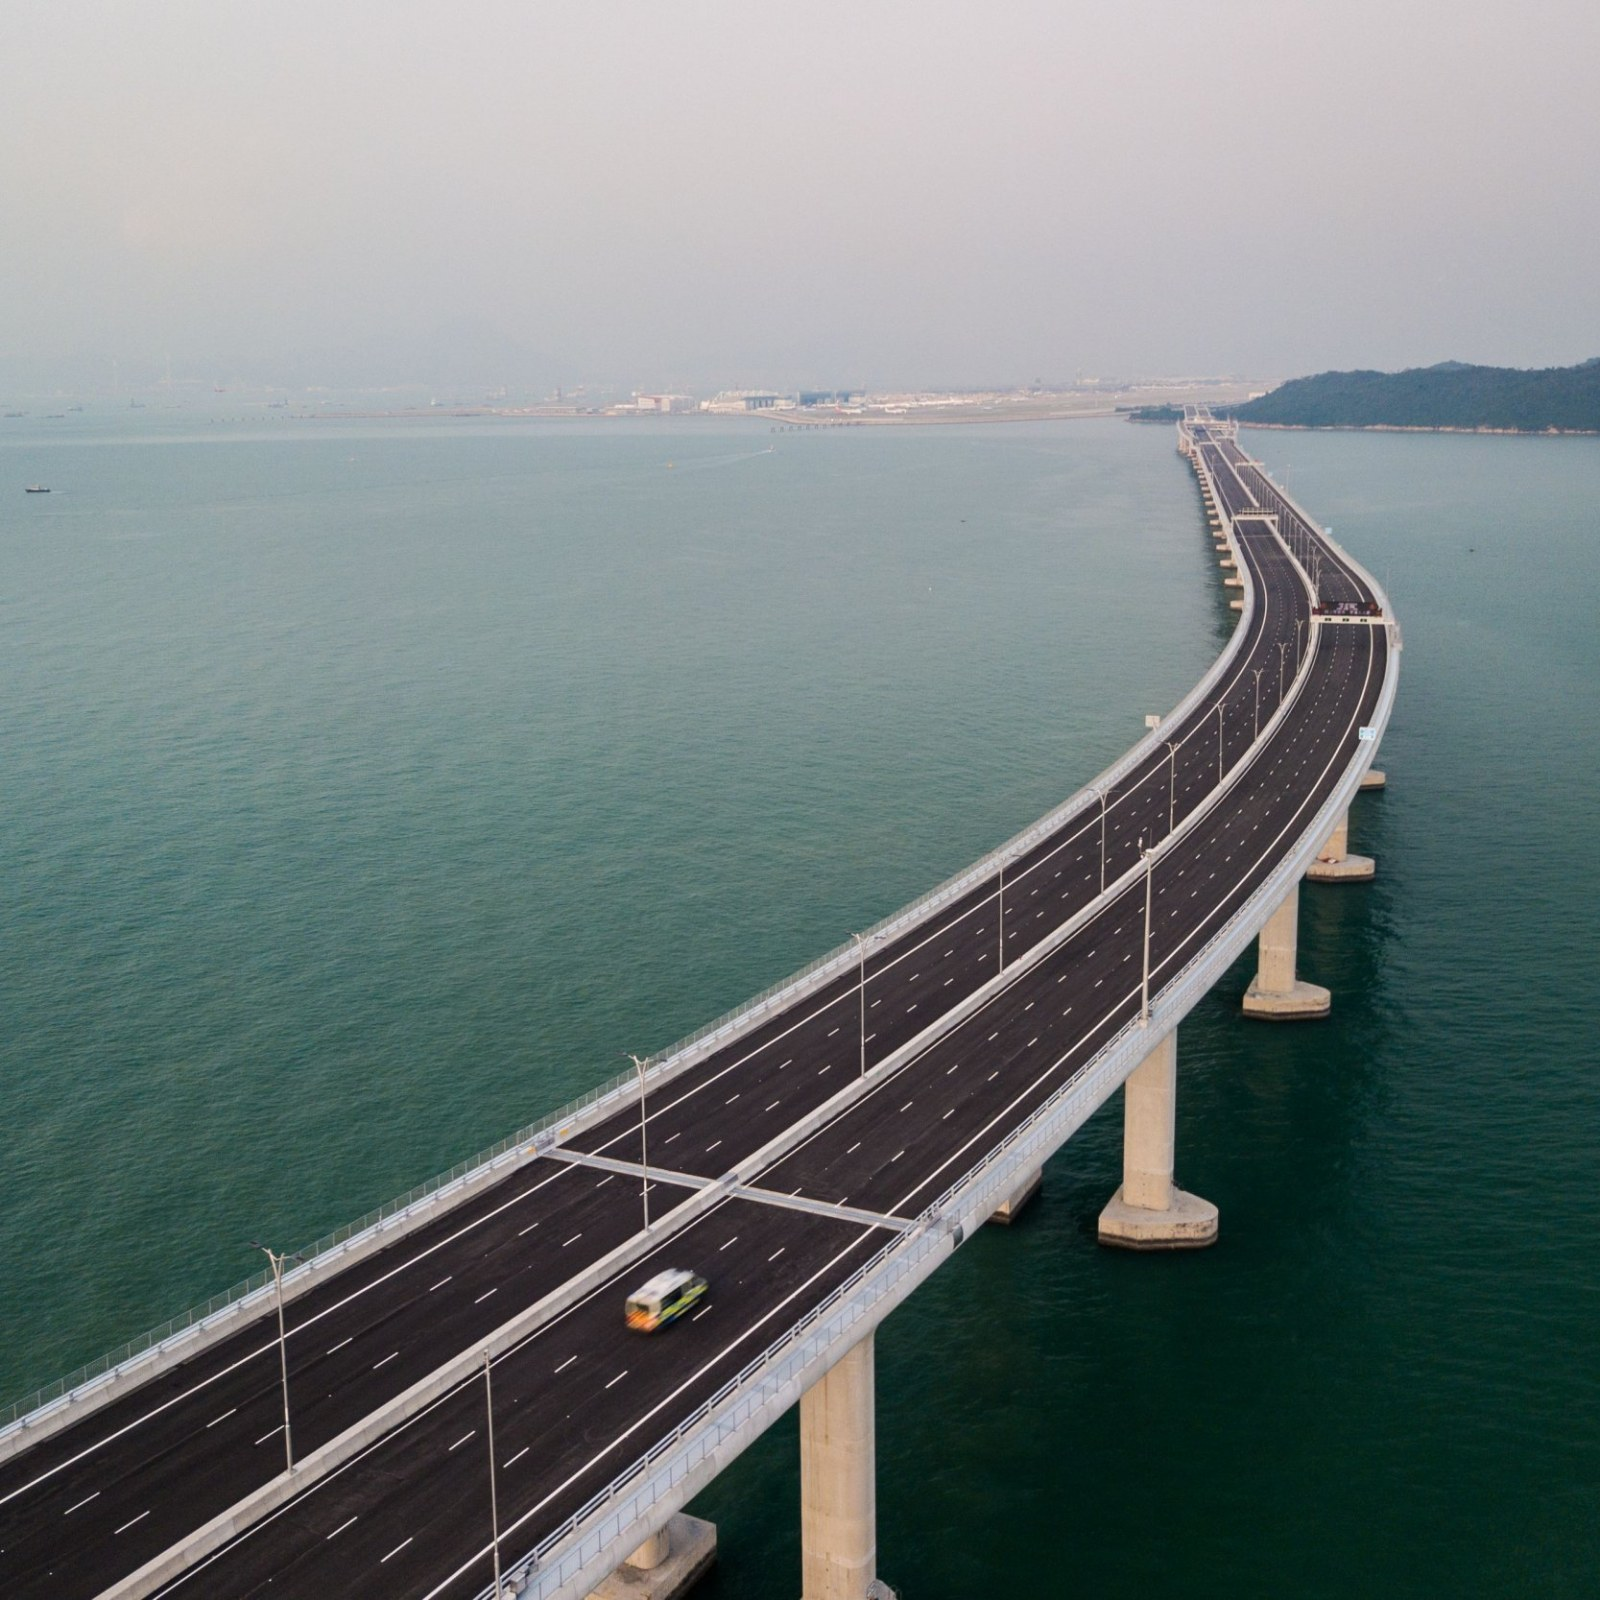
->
[0,417,1398,1600]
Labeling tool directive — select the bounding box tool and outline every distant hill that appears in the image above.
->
[1232,359,1600,433]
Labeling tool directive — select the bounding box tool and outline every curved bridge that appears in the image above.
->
[0,418,1399,1600]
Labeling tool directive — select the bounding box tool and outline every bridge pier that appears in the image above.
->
[987,1167,1042,1225]
[1242,884,1330,1019]
[1097,1032,1218,1250]
[1360,768,1387,790]
[800,1332,894,1600]
[1305,809,1375,882]
[586,1515,718,1600]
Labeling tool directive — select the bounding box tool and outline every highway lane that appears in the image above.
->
[144,1201,891,1600]
[117,478,1385,1600]
[0,1167,696,1598]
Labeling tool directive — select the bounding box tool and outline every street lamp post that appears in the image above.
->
[1096,787,1109,893]
[484,1350,503,1600]
[628,1054,652,1229]
[1140,841,1154,1025]
[249,1243,302,1476]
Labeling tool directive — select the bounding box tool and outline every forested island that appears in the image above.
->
[1230,358,1600,433]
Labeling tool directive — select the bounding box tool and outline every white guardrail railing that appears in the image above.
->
[1,450,1264,1452]
[472,445,1401,1600]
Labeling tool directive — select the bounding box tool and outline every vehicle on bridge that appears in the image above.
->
[625,1268,708,1331]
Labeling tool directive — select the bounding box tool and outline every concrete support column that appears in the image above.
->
[1306,808,1375,882]
[587,1516,718,1600]
[1360,768,1387,791]
[1097,1032,1218,1250]
[801,1333,891,1600]
[987,1167,1042,1225]
[1243,884,1330,1019]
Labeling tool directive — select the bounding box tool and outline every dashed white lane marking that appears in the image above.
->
[555,1355,577,1373]
[207,1407,238,1428]
[326,1515,358,1539]
[847,1141,861,1154]
[115,1510,150,1534]
[719,1235,739,1250]
[562,1233,582,1247]
[518,1221,540,1236]
[327,1337,353,1354]
[475,1288,498,1304]
[605,1370,629,1390]
[429,1276,452,1292]
[64,1491,101,1515]
[382,1536,414,1562]
[769,1247,786,1262]
[255,1426,283,1445]
[504,1447,530,1468]
[374,1351,399,1370]
[448,1431,476,1452]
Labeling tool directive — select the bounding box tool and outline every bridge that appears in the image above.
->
[0,414,1399,1600]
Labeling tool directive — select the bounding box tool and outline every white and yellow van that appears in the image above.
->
[625,1268,708,1332]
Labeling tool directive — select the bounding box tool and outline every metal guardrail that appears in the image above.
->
[1,459,1265,1439]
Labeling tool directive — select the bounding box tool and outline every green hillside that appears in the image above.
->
[1232,359,1600,432]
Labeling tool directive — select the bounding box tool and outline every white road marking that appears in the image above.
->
[326,1515,358,1539]
[382,1536,414,1562]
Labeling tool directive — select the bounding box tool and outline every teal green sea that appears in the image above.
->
[2,413,1596,1596]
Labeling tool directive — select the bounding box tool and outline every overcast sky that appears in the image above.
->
[4,0,1597,392]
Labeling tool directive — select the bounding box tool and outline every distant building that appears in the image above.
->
[798,390,859,407]
[633,393,695,413]
[705,390,785,413]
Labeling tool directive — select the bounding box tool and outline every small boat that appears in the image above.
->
[25,484,50,493]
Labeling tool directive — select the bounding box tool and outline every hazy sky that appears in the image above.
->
[5,0,1597,392]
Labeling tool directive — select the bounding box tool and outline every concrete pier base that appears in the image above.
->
[586,1516,717,1600]
[1224,575,1243,589]
[987,1168,1042,1225]
[1098,1185,1219,1250]
[1360,768,1387,790]
[801,1334,891,1600]
[1242,885,1330,1020]
[1305,810,1375,883]
[1097,1033,1217,1251]
[1229,599,1244,611]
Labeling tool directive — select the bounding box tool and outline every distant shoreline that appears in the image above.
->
[1238,420,1600,438]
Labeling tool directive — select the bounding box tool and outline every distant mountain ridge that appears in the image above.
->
[1233,359,1600,433]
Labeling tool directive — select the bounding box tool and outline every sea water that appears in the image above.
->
[1,412,1595,1595]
